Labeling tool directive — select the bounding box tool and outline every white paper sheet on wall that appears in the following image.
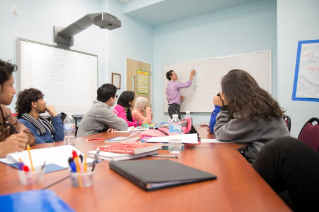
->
[292,40,319,102]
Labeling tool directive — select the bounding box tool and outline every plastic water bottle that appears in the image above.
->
[184,111,193,125]
[168,114,182,153]
[64,113,76,146]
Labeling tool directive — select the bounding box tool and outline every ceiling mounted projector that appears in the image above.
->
[54,12,121,49]
[93,13,121,30]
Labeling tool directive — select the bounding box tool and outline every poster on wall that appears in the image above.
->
[137,70,148,94]
[292,39,319,102]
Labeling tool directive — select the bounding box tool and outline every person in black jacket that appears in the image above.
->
[253,137,319,212]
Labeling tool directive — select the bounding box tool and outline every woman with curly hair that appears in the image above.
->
[15,88,64,144]
[113,91,149,127]
[214,69,290,164]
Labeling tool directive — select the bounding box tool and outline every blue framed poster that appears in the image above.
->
[292,39,319,102]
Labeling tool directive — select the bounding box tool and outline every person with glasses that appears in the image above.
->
[77,83,128,137]
[0,59,35,157]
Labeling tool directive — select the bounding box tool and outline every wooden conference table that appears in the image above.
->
[0,126,291,212]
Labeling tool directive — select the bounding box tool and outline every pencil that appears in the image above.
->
[84,155,87,173]
[74,156,83,187]
[151,155,178,158]
[26,145,35,171]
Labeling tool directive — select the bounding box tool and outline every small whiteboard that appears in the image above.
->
[163,51,272,112]
[292,39,319,102]
[17,38,98,115]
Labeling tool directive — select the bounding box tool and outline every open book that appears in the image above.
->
[0,145,94,173]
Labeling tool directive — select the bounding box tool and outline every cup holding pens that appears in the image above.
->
[69,171,95,187]
[17,167,45,185]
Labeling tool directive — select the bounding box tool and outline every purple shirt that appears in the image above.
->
[166,80,192,105]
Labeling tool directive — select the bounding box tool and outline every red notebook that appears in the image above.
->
[98,142,162,154]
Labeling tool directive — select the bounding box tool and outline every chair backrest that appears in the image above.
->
[298,117,319,151]
[282,115,291,132]
[59,112,78,137]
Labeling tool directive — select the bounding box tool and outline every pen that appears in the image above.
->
[18,162,24,171]
[86,138,104,142]
[23,165,32,185]
[41,161,46,170]
[151,155,178,158]
[70,162,77,172]
[26,144,35,171]
[155,128,169,136]
[72,150,77,159]
[92,148,100,172]
[6,121,18,134]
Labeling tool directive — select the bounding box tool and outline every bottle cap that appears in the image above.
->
[172,114,178,118]
[67,113,72,116]
[186,111,190,114]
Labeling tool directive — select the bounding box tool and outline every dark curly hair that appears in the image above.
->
[117,91,135,121]
[221,69,284,122]
[16,88,44,118]
[0,59,17,87]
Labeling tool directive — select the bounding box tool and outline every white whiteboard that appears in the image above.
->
[163,51,271,112]
[18,38,98,115]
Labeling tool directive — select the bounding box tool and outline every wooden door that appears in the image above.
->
[126,59,152,108]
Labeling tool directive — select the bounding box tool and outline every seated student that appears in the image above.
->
[253,137,319,212]
[15,88,64,144]
[132,97,152,124]
[214,69,290,164]
[113,91,149,127]
[207,93,222,134]
[0,59,35,157]
[77,83,128,137]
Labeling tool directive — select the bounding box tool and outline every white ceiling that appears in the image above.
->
[115,0,260,26]
[115,0,134,3]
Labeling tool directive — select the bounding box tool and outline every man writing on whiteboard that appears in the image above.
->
[166,69,196,120]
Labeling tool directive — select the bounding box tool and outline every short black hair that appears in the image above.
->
[0,59,17,87]
[166,70,174,81]
[16,88,44,118]
[97,83,117,102]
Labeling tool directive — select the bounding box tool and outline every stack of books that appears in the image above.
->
[88,142,162,161]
